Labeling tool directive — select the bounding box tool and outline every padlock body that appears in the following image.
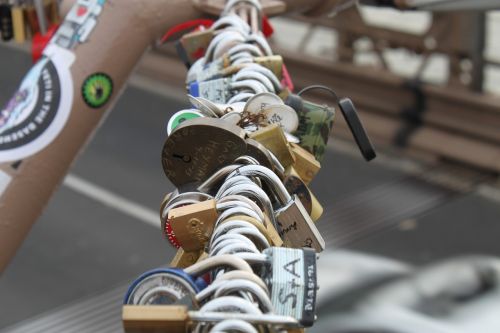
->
[263,247,318,327]
[275,196,325,252]
[169,199,219,252]
[249,124,295,167]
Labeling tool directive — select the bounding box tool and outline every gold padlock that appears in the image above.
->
[122,305,188,333]
[170,248,202,268]
[168,199,218,252]
[290,143,321,185]
[180,29,215,63]
[223,215,283,247]
[254,55,283,79]
[249,124,295,168]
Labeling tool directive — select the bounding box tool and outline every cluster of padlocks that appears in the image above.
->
[123,1,375,332]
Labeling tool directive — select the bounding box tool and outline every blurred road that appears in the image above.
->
[0,43,500,332]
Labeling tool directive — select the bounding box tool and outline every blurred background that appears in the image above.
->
[0,2,499,332]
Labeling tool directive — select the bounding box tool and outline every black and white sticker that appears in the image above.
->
[0,45,75,163]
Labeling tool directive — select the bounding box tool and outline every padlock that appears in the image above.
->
[170,248,202,269]
[284,167,323,222]
[0,1,13,41]
[290,143,321,185]
[195,55,231,83]
[161,191,214,248]
[244,92,284,115]
[262,104,299,133]
[168,199,219,252]
[180,28,215,63]
[261,247,318,327]
[197,164,242,195]
[122,305,189,333]
[254,55,283,79]
[288,89,376,163]
[189,78,232,104]
[11,1,25,43]
[248,124,295,168]
[204,29,246,63]
[161,117,247,188]
[124,268,207,308]
[244,139,273,169]
[226,165,324,252]
[286,95,335,163]
[276,194,325,252]
[238,63,282,92]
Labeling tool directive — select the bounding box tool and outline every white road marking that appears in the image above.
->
[63,174,159,228]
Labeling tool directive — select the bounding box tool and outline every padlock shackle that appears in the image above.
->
[216,182,276,228]
[198,164,242,193]
[228,165,292,205]
[189,311,299,326]
[184,254,253,276]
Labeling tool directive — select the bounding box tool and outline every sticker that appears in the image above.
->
[51,0,106,49]
[0,170,12,196]
[0,45,75,163]
[82,73,113,108]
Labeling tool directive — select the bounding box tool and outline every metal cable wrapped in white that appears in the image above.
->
[188,156,283,331]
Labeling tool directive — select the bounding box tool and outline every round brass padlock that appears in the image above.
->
[162,118,247,187]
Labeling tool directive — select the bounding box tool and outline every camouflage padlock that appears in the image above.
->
[286,97,335,163]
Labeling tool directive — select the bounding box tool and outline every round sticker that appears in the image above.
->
[167,110,204,135]
[0,50,74,163]
[82,73,113,108]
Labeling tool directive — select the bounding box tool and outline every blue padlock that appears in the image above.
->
[124,268,207,308]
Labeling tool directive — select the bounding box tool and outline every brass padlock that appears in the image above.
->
[248,124,295,168]
[223,214,283,247]
[196,251,209,263]
[162,118,247,187]
[168,199,219,252]
[284,167,323,222]
[290,143,321,185]
[254,55,283,79]
[245,138,277,175]
[170,248,202,268]
[181,29,214,64]
[122,305,188,333]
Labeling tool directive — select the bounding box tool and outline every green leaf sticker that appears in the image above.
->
[82,73,113,108]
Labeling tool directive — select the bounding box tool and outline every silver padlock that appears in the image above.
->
[226,165,325,252]
[261,247,318,327]
[193,78,232,104]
